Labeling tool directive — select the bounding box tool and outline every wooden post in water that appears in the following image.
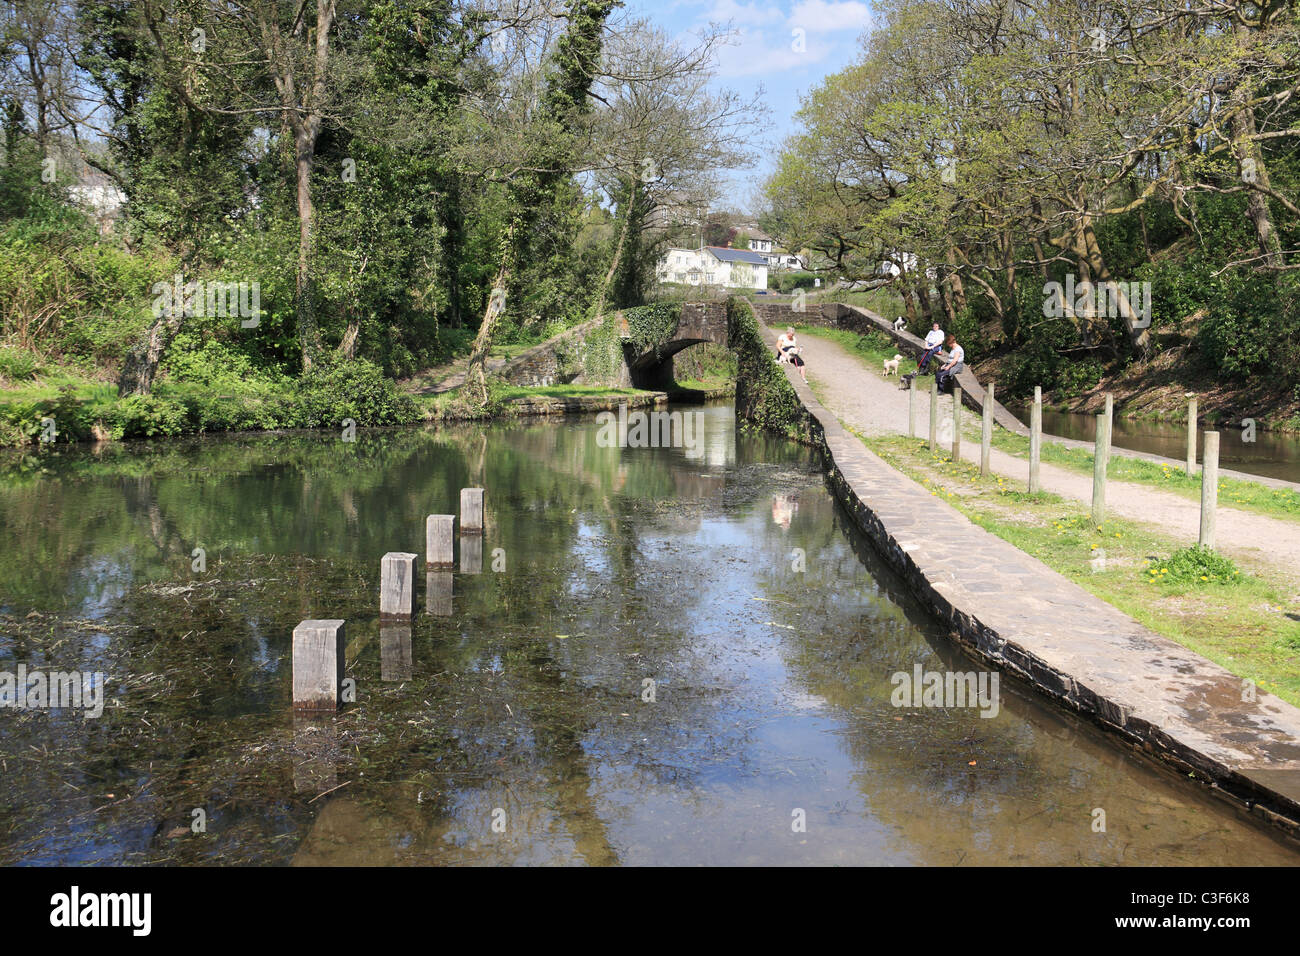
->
[1200,431,1219,549]
[426,571,453,616]
[460,535,483,575]
[951,387,962,462]
[1186,397,1198,476]
[380,552,417,617]
[1029,386,1042,493]
[929,379,939,453]
[292,619,346,711]
[1092,413,1109,526]
[908,378,916,438]
[426,515,454,567]
[460,488,485,533]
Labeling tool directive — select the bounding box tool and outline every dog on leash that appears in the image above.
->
[883,354,903,376]
[891,316,907,332]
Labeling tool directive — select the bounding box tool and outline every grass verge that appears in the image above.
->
[861,431,1300,708]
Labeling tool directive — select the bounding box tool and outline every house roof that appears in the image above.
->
[706,246,768,265]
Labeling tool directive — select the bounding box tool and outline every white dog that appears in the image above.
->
[892,316,907,332]
[883,354,903,376]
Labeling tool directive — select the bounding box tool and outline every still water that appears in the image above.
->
[0,406,1296,865]
[1026,408,1300,483]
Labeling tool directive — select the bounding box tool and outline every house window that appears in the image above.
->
[675,272,686,282]
[706,273,715,284]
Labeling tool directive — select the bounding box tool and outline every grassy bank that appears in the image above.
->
[982,424,1300,524]
[861,431,1300,708]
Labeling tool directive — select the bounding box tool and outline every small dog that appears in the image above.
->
[892,316,907,332]
[883,354,903,376]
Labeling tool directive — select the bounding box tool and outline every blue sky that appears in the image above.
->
[619,0,876,211]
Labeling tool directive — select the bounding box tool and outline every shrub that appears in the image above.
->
[293,358,419,428]
[1144,545,1242,588]
[0,346,41,381]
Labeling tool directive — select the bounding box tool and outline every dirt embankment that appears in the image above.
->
[975,338,1300,433]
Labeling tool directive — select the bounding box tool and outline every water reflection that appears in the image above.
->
[0,407,1296,865]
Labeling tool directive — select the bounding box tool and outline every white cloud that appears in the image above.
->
[787,0,873,34]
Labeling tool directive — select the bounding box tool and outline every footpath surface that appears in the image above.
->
[779,327,1300,584]
[759,321,1300,833]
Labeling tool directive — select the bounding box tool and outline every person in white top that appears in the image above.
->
[917,321,945,374]
[936,334,964,393]
[775,326,807,381]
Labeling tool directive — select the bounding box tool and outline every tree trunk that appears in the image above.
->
[294,125,321,370]
[591,178,636,319]
[118,310,184,396]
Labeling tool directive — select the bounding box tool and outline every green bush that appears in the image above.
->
[294,358,420,428]
[0,346,41,381]
[1144,545,1242,588]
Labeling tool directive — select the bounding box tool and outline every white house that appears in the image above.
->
[657,246,769,291]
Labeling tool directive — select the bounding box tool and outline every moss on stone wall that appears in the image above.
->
[726,296,812,442]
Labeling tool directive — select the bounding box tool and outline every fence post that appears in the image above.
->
[908,378,916,438]
[929,379,939,454]
[1029,386,1042,493]
[981,382,994,477]
[1092,413,1109,526]
[1104,392,1114,462]
[1200,431,1219,549]
[1186,396,1198,476]
[952,387,962,462]
[460,487,485,533]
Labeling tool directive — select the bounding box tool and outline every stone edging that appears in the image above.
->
[768,355,1300,839]
[507,391,668,416]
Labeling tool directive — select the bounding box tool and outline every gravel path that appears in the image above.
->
[767,323,1300,582]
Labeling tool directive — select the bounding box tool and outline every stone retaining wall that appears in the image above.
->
[752,349,1300,838]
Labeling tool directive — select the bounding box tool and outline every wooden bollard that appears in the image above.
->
[292,619,346,711]
[380,551,417,617]
[929,379,939,453]
[460,534,483,575]
[1186,396,1198,476]
[980,382,994,477]
[1029,386,1042,493]
[426,570,453,616]
[1200,431,1219,549]
[1092,412,1109,526]
[908,378,916,438]
[460,487,485,533]
[380,623,413,682]
[426,514,454,566]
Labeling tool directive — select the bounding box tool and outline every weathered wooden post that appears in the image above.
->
[380,623,413,682]
[929,379,939,453]
[380,552,417,617]
[1104,392,1114,462]
[980,382,994,477]
[460,534,483,575]
[908,378,916,438]
[1186,396,1198,476]
[292,619,346,711]
[952,387,962,462]
[1200,431,1219,549]
[426,571,453,616]
[460,487,485,533]
[1092,412,1109,526]
[1029,386,1042,493]
[426,515,455,566]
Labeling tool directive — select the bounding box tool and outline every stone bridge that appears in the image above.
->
[619,302,728,389]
